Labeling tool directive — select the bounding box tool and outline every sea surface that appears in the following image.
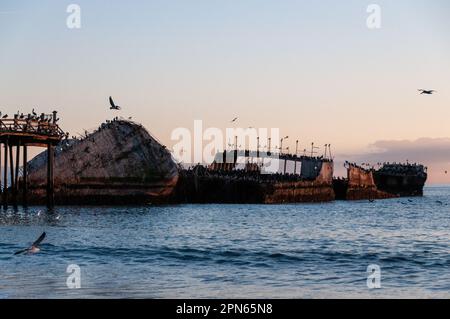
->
[1,186,450,299]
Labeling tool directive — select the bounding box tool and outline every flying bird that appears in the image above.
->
[14,232,46,255]
[109,96,122,110]
[230,117,238,123]
[418,89,436,95]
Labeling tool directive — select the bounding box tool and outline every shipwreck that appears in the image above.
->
[333,162,428,200]
[18,119,428,205]
[25,120,179,205]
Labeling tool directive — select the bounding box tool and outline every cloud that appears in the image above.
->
[335,138,450,184]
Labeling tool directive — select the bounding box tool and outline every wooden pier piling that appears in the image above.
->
[2,141,8,208]
[0,111,65,208]
[22,144,28,206]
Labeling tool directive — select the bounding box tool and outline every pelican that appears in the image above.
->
[2,114,8,119]
[418,89,436,95]
[109,96,121,110]
[14,232,46,255]
[32,108,37,116]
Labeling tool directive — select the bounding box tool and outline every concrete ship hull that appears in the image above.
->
[25,120,179,205]
[333,164,395,201]
[175,161,335,204]
[333,163,427,200]
[373,173,427,197]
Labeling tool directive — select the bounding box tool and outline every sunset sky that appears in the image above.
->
[1,0,449,183]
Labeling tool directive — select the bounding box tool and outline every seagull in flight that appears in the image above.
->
[230,117,238,123]
[109,96,122,110]
[14,232,46,255]
[418,89,436,95]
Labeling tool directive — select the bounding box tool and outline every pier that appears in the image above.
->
[0,111,66,208]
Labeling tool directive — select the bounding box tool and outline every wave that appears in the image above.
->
[26,243,449,271]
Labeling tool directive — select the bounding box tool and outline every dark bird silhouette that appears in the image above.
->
[418,89,436,95]
[32,108,37,116]
[14,232,46,255]
[2,114,8,119]
[230,117,238,123]
[109,96,121,110]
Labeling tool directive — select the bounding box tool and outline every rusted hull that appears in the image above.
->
[264,182,335,204]
[174,162,335,204]
[334,164,397,201]
[174,176,335,204]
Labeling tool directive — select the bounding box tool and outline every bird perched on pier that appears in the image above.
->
[109,96,121,110]
[32,108,37,116]
[418,89,436,95]
[14,232,46,255]
[230,117,238,123]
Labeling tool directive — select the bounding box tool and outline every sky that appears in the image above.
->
[0,0,449,183]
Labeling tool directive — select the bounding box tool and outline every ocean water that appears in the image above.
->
[1,187,450,299]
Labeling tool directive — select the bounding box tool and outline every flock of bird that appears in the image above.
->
[0,108,59,124]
